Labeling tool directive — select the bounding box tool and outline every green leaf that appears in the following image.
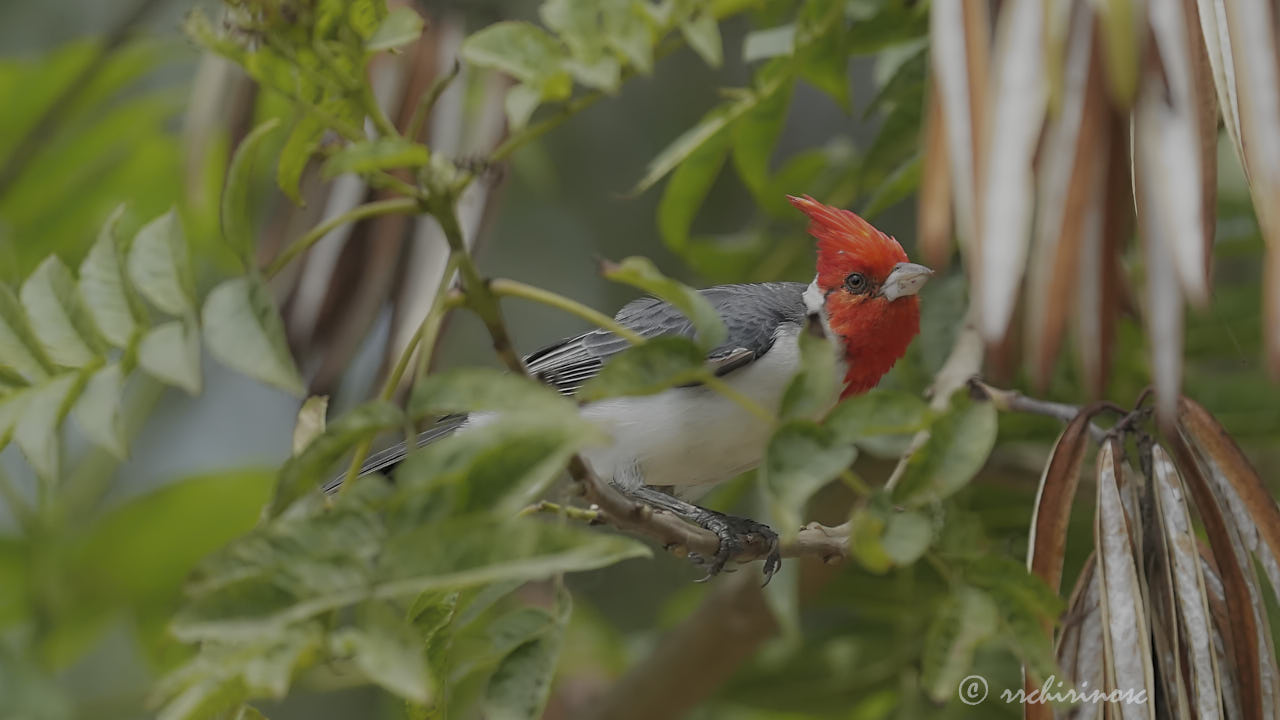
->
[603,1,655,73]
[397,415,604,516]
[631,74,787,195]
[410,367,577,418]
[796,0,850,108]
[322,137,431,178]
[0,539,29,628]
[14,372,82,480]
[482,585,571,720]
[602,257,727,348]
[277,115,325,205]
[461,22,573,100]
[274,401,404,513]
[679,9,723,67]
[292,395,329,456]
[731,78,793,199]
[577,336,706,401]
[848,504,892,573]
[223,119,282,260]
[504,84,544,131]
[763,420,856,536]
[173,518,645,641]
[743,24,795,62]
[366,6,425,52]
[0,284,52,383]
[893,394,997,506]
[920,585,998,703]
[138,321,202,395]
[127,209,195,317]
[75,469,274,606]
[80,205,144,348]
[0,390,30,453]
[20,256,104,368]
[330,602,431,704]
[657,130,730,251]
[880,510,932,565]
[71,363,127,458]
[860,153,920,219]
[203,275,305,396]
[825,388,930,458]
[778,322,838,420]
[961,556,1062,680]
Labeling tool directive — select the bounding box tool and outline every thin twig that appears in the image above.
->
[265,197,420,278]
[489,278,644,344]
[969,379,1113,443]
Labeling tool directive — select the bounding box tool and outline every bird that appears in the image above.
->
[327,195,931,582]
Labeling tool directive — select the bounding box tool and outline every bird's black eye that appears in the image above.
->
[844,272,868,294]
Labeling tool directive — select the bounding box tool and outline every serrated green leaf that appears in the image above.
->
[461,22,573,101]
[893,394,997,506]
[20,256,104,368]
[71,363,127,458]
[731,78,792,200]
[277,115,325,205]
[657,130,729,251]
[602,257,726,348]
[322,137,431,178]
[138,321,202,395]
[14,372,82,480]
[410,367,577,418]
[366,6,424,52]
[128,209,195,317]
[482,585,571,720]
[0,284,52,383]
[222,119,282,261]
[779,322,838,420]
[920,585,998,702]
[274,401,403,513]
[331,602,431,704]
[577,336,707,401]
[679,9,722,67]
[80,205,144,348]
[172,518,645,641]
[764,420,856,535]
[292,396,328,456]
[397,415,603,516]
[203,275,304,396]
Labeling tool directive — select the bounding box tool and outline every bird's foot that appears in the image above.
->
[688,510,781,586]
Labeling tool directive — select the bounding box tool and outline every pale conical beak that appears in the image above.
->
[882,262,933,301]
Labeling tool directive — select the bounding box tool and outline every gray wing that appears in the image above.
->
[333,281,808,490]
[526,281,808,396]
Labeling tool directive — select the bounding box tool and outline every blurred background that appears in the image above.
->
[2,0,1279,719]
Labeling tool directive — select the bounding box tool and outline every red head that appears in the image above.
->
[788,195,931,396]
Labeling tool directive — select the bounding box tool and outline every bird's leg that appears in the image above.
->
[608,481,782,585]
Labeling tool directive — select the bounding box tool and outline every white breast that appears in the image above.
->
[576,320,843,499]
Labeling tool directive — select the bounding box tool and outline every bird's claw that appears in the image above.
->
[688,511,781,586]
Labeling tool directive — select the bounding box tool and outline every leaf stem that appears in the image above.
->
[361,78,401,139]
[489,279,643,344]
[406,60,461,142]
[265,197,420,278]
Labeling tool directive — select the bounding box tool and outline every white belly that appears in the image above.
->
[576,324,841,499]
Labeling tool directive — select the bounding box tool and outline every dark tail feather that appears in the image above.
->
[322,415,467,494]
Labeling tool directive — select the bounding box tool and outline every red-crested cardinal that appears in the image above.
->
[328,195,931,582]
